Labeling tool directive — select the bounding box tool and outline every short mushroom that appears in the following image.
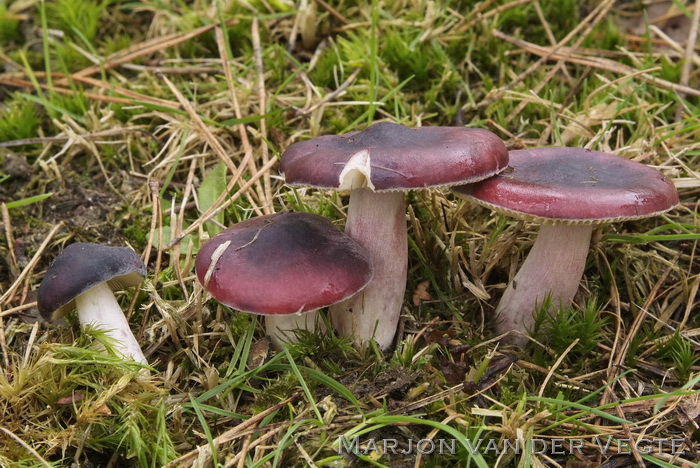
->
[280,122,508,350]
[194,211,373,349]
[453,147,679,346]
[38,243,148,364]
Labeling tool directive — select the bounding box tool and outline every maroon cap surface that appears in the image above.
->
[453,147,679,224]
[280,122,508,191]
[195,212,373,315]
[38,243,146,322]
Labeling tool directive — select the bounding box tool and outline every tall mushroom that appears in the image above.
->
[453,147,679,346]
[281,122,508,350]
[38,243,148,364]
[194,211,373,350]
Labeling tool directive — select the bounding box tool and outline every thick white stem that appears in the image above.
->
[75,283,148,365]
[495,224,593,346]
[265,312,324,350]
[330,188,408,350]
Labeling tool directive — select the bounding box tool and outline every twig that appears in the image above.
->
[312,0,349,25]
[66,74,181,109]
[128,171,187,189]
[0,77,134,106]
[0,50,24,70]
[251,18,274,215]
[1,204,18,276]
[173,158,198,298]
[165,157,278,250]
[157,72,238,176]
[4,71,180,109]
[604,253,681,401]
[479,0,615,109]
[164,201,196,216]
[61,19,239,84]
[225,405,314,467]
[0,301,38,318]
[0,223,63,307]
[0,127,154,148]
[649,25,700,67]
[624,33,700,52]
[302,68,361,115]
[0,427,52,468]
[603,386,645,467]
[678,277,699,331]
[414,414,459,468]
[0,307,7,369]
[23,322,38,367]
[535,65,591,145]
[215,26,266,210]
[157,71,265,225]
[142,180,162,272]
[492,30,700,97]
[120,64,220,74]
[460,0,533,30]
[0,204,16,367]
[51,118,125,201]
[295,441,319,468]
[533,0,572,82]
[165,393,300,467]
[129,180,160,327]
[236,434,252,468]
[675,0,700,120]
[223,423,288,467]
[536,338,579,406]
[517,359,595,391]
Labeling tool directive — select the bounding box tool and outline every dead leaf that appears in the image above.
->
[677,393,700,427]
[412,280,431,305]
[616,1,697,47]
[441,361,469,385]
[424,328,456,347]
[247,336,271,370]
[56,392,84,405]
[565,462,599,468]
[94,403,112,415]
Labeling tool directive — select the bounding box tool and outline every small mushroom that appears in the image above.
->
[280,122,508,350]
[194,211,373,350]
[38,243,148,364]
[453,147,679,346]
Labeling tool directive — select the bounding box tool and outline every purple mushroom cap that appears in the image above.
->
[280,122,509,191]
[38,243,146,322]
[195,212,373,316]
[454,147,679,223]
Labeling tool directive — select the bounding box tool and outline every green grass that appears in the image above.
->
[46,0,105,44]
[0,94,40,142]
[0,3,21,44]
[531,296,610,363]
[0,333,174,467]
[0,0,698,466]
[659,332,700,382]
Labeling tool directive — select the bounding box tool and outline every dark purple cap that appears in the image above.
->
[38,243,146,321]
[195,212,373,315]
[280,122,508,191]
[453,147,679,224]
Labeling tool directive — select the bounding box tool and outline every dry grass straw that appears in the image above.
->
[493,29,700,97]
[0,0,697,466]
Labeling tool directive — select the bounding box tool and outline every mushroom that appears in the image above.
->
[194,211,373,349]
[453,147,679,346]
[280,122,508,350]
[38,243,148,364]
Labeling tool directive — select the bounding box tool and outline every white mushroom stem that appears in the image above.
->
[74,282,148,365]
[265,312,326,350]
[330,188,408,350]
[495,224,593,346]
